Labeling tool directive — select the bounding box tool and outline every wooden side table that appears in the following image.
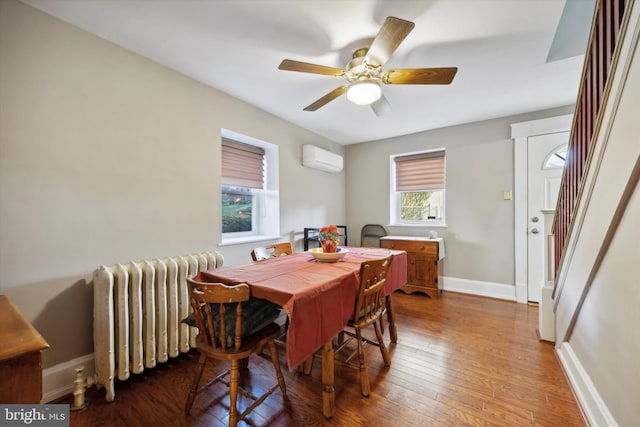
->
[0,295,49,403]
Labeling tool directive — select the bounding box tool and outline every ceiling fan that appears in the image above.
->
[278,16,458,115]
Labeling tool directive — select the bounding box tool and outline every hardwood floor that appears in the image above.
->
[64,292,585,426]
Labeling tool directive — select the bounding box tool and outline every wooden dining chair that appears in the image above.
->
[307,254,393,397]
[250,242,293,261]
[250,242,294,345]
[184,276,287,426]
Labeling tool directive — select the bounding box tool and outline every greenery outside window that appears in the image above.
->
[391,150,446,226]
[222,186,256,234]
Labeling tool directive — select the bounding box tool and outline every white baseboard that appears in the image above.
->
[443,276,516,301]
[556,343,618,427]
[539,283,556,341]
[515,281,528,303]
[42,353,95,403]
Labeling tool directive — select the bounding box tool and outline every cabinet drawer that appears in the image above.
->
[380,239,437,255]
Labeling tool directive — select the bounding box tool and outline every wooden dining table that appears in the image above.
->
[194,246,407,418]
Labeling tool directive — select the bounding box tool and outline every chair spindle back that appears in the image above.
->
[187,278,250,351]
[353,255,392,328]
[251,242,293,261]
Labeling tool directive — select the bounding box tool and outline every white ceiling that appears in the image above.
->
[23,0,593,145]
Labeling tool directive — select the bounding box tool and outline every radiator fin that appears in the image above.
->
[141,261,156,369]
[113,264,130,382]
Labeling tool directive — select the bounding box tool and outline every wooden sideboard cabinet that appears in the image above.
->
[0,295,49,403]
[380,236,443,297]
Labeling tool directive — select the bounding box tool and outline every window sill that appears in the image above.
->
[219,235,283,247]
[387,223,448,228]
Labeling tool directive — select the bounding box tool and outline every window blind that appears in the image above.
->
[221,138,265,189]
[395,151,445,191]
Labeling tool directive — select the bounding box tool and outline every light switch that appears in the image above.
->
[503,191,512,200]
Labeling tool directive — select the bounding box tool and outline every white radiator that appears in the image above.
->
[92,251,223,401]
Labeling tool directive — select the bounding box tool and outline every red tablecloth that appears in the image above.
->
[195,247,407,369]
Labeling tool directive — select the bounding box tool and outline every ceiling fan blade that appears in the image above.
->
[303,85,348,111]
[364,16,415,67]
[383,67,458,85]
[278,59,345,77]
[370,93,392,116]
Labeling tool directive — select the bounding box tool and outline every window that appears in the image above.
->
[221,130,280,244]
[391,150,446,226]
[221,139,264,235]
[542,144,568,169]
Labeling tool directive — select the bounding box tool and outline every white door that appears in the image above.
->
[526,132,567,302]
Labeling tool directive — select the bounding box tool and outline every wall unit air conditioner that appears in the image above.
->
[302,145,343,173]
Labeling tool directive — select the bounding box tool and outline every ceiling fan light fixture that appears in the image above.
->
[346,80,382,106]
[279,17,456,112]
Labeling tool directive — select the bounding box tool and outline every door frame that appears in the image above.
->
[511,114,572,303]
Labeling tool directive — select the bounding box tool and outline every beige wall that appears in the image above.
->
[345,106,573,286]
[0,0,345,368]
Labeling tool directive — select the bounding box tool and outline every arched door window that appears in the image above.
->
[542,144,568,169]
